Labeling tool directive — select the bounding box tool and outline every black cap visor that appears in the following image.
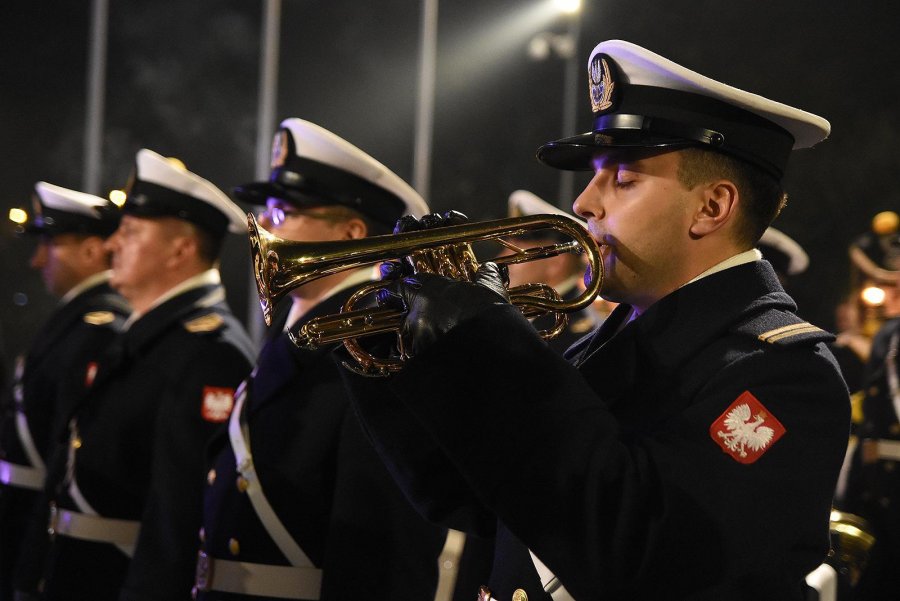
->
[234,156,406,228]
[538,85,795,179]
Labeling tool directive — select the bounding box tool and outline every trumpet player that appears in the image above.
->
[342,40,850,600]
[195,118,492,600]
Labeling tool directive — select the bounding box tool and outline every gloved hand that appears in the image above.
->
[379,262,510,357]
[380,210,471,281]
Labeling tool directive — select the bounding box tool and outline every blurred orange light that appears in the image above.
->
[861,286,886,306]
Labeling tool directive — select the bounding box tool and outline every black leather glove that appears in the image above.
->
[379,262,510,357]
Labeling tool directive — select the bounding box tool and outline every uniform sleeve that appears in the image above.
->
[318,405,449,599]
[119,342,252,601]
[339,359,497,537]
[382,303,850,599]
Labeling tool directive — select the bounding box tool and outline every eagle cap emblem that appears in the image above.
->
[710,391,786,464]
[270,129,290,169]
[589,54,616,113]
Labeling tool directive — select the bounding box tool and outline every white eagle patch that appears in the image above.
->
[717,404,775,458]
[710,391,785,464]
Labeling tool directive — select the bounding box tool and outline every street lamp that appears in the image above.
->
[528,0,583,208]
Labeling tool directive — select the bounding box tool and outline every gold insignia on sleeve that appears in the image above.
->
[758,322,823,343]
[184,313,224,333]
[83,311,116,325]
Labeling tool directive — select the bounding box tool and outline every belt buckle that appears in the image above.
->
[194,550,214,593]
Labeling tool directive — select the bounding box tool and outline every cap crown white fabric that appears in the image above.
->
[508,190,584,223]
[759,226,809,275]
[35,182,107,218]
[280,118,429,218]
[136,149,246,233]
[590,40,830,149]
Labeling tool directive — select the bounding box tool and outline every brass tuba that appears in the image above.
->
[248,212,603,375]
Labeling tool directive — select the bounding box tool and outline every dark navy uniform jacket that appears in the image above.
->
[344,259,850,600]
[40,281,254,601]
[840,316,900,598]
[0,279,128,601]
[199,284,492,601]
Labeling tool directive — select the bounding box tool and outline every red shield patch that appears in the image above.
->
[85,361,99,388]
[201,386,235,423]
[710,390,786,464]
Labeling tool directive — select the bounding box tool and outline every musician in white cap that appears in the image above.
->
[34,150,255,601]
[505,190,599,353]
[344,40,850,599]
[195,118,492,601]
[1,183,128,601]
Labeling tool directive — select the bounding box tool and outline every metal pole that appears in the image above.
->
[83,0,109,195]
[412,0,438,204]
[557,14,581,209]
[248,0,282,346]
[256,0,282,180]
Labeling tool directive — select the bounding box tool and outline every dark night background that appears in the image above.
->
[2,0,898,372]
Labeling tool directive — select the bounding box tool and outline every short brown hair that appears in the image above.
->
[677,147,787,246]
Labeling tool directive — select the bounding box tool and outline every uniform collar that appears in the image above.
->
[284,266,377,331]
[59,270,112,306]
[124,268,222,328]
[683,248,762,287]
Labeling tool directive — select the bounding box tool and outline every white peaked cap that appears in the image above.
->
[129,149,247,234]
[234,118,429,227]
[508,189,585,223]
[35,182,108,217]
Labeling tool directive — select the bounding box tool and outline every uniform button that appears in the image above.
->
[198,527,205,542]
[512,589,528,601]
[207,469,216,485]
[891,424,900,435]
[869,386,879,396]
[229,538,240,556]
[441,559,454,570]
[71,437,82,449]
[236,476,249,493]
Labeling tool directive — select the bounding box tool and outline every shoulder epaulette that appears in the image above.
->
[735,310,834,346]
[183,312,225,334]
[83,310,117,326]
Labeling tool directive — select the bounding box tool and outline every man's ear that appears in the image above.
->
[690,180,739,237]
[168,233,199,265]
[342,217,368,240]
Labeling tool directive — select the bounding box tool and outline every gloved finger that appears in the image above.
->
[443,210,469,225]
[419,212,445,229]
[393,215,422,234]
[473,262,510,302]
[379,260,404,281]
[376,282,407,309]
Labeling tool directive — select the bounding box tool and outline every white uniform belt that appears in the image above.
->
[0,459,44,490]
[50,507,140,547]
[876,439,900,461]
[194,552,322,599]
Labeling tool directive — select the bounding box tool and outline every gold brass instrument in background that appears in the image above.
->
[828,509,876,588]
[248,213,603,375]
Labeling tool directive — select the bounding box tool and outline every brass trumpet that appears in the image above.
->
[248,212,603,375]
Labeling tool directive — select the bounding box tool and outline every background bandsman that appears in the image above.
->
[33,150,255,601]
[1,183,127,601]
